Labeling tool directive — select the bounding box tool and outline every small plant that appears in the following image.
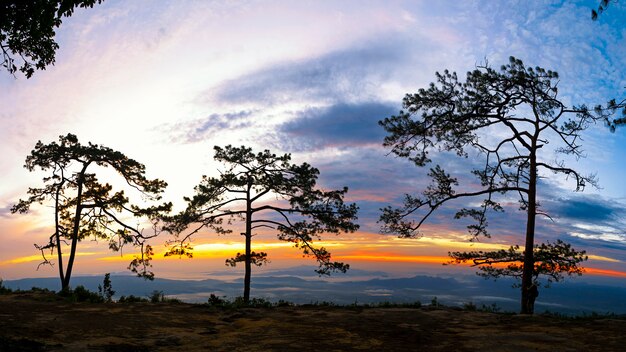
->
[0,279,12,294]
[64,285,104,303]
[98,273,115,303]
[149,290,165,303]
[308,301,337,307]
[30,287,52,293]
[479,303,502,313]
[430,297,440,307]
[206,296,276,308]
[233,296,272,308]
[275,299,293,307]
[118,295,149,303]
[150,290,165,303]
[463,302,477,311]
[207,294,227,307]
[149,290,181,303]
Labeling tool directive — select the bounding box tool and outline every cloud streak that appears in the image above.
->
[204,38,415,106]
[158,110,254,144]
[277,102,398,151]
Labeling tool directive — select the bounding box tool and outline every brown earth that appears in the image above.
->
[1,291,625,351]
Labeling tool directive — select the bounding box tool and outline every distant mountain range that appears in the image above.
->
[4,269,626,315]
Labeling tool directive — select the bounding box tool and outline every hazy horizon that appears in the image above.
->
[3,1,626,306]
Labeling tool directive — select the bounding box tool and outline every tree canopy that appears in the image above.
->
[1,0,103,78]
[166,145,359,302]
[379,57,600,314]
[448,240,587,286]
[11,133,171,290]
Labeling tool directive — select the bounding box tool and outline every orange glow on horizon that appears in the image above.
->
[337,253,451,265]
[584,267,626,278]
[1,252,99,265]
[4,230,626,281]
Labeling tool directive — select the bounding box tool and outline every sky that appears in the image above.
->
[2,0,626,288]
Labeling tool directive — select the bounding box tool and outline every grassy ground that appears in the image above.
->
[1,290,626,351]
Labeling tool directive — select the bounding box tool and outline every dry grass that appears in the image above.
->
[1,291,626,351]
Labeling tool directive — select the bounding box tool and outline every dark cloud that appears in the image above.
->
[548,196,622,223]
[205,39,412,105]
[159,110,253,143]
[278,102,398,151]
[534,191,626,251]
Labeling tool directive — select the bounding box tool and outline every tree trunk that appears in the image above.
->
[63,166,87,291]
[54,181,65,289]
[243,178,253,303]
[520,153,537,314]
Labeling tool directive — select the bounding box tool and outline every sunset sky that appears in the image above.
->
[2,0,626,286]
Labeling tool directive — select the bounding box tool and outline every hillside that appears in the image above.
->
[1,291,626,351]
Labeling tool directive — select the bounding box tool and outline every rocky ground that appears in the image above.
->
[1,291,626,351]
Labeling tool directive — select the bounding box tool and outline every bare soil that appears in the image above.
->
[1,291,625,351]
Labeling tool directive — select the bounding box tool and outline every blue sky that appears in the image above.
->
[2,0,626,284]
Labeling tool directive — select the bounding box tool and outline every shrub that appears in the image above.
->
[207,294,227,307]
[479,303,502,313]
[98,273,115,303]
[0,279,12,294]
[149,290,181,303]
[375,301,422,308]
[206,295,281,308]
[463,302,477,311]
[118,295,149,303]
[30,287,52,294]
[430,297,440,307]
[64,285,104,303]
[276,299,293,307]
[150,290,163,303]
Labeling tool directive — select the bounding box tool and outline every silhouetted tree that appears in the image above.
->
[11,133,171,291]
[379,56,602,314]
[98,272,115,302]
[165,145,359,302]
[1,0,103,77]
[448,240,587,314]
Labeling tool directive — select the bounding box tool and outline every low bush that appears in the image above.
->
[118,295,149,303]
[150,290,182,303]
[0,279,12,295]
[58,285,104,303]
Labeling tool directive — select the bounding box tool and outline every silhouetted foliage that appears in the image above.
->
[379,57,601,314]
[1,0,104,77]
[59,285,103,303]
[165,145,359,302]
[0,279,12,294]
[588,1,626,129]
[591,0,615,20]
[207,293,227,306]
[149,290,182,303]
[97,273,115,302]
[11,133,171,290]
[117,294,149,303]
[449,240,587,285]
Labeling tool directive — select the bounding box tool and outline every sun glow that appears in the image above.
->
[336,254,451,264]
[2,252,99,265]
[584,267,626,278]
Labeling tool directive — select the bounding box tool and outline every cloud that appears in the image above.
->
[277,102,398,151]
[204,38,414,106]
[532,191,626,251]
[549,196,623,223]
[158,110,254,143]
[0,205,12,218]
